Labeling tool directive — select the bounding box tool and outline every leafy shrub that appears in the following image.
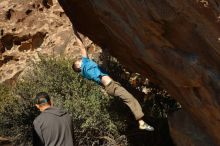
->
[0,84,39,146]
[0,57,127,146]
[0,54,179,146]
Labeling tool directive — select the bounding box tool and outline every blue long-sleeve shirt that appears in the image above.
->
[81,57,108,84]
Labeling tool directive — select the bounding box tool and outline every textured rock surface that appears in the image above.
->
[58,0,220,145]
[0,0,94,83]
[168,110,216,146]
[0,137,12,146]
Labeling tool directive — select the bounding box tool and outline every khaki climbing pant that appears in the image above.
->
[105,81,144,120]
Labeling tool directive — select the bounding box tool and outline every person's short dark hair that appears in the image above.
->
[72,57,82,73]
[34,92,51,105]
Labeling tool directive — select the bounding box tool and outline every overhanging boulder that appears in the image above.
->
[58,0,220,145]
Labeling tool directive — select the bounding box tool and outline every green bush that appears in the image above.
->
[0,57,127,146]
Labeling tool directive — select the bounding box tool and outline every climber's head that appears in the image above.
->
[72,57,82,73]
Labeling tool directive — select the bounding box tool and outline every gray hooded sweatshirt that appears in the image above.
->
[33,107,74,146]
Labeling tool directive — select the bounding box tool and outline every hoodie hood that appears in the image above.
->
[43,107,67,117]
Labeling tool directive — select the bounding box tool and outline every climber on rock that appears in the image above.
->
[72,42,154,131]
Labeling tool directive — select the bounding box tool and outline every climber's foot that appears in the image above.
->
[138,120,154,131]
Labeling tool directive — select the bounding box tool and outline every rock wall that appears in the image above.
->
[0,0,94,83]
[58,0,220,145]
[0,137,12,146]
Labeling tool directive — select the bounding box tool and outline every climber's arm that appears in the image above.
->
[76,37,88,58]
[81,46,88,58]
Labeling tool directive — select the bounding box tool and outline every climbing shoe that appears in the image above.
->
[139,122,154,131]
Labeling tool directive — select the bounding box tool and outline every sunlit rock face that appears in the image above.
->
[0,0,94,83]
[58,0,220,145]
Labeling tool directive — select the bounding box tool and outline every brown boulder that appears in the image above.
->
[58,0,220,145]
[0,0,92,83]
[0,137,12,146]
